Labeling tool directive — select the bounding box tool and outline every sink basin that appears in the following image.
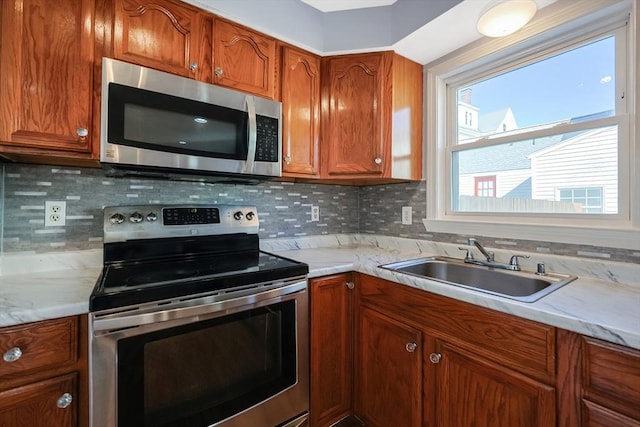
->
[379,256,577,303]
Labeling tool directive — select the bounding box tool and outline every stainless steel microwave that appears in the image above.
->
[100,58,282,183]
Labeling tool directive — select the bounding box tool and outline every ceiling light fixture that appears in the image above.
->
[477,0,537,38]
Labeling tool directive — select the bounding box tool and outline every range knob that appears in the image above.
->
[109,213,125,225]
[129,212,144,223]
[233,211,244,221]
[246,211,255,221]
[146,212,158,222]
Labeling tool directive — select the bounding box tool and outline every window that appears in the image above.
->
[558,187,604,213]
[474,176,496,197]
[424,1,638,249]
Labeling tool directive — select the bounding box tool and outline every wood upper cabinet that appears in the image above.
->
[354,306,422,427]
[213,19,277,99]
[109,0,212,82]
[281,46,321,177]
[321,52,422,181]
[310,274,354,427]
[430,340,556,427]
[0,0,95,156]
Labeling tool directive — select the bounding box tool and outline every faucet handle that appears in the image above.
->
[458,247,474,261]
[509,254,530,267]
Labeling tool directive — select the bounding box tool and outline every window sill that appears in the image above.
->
[422,218,640,251]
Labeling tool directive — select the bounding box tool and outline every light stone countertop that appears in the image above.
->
[0,235,638,351]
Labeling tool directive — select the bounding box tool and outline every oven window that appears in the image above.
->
[108,83,248,159]
[117,301,297,427]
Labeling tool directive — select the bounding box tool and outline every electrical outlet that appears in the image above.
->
[402,206,412,225]
[311,205,320,222]
[44,201,66,227]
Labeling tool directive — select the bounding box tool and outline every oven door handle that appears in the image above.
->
[92,279,306,334]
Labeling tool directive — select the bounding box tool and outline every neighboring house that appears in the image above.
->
[455,91,618,214]
[530,126,618,214]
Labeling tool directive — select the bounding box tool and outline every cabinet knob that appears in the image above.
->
[76,127,88,138]
[189,62,198,71]
[406,342,418,352]
[346,281,355,290]
[215,67,224,77]
[429,352,442,364]
[284,155,292,164]
[374,157,382,165]
[56,393,73,409]
[3,347,22,362]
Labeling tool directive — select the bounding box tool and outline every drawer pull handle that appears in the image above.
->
[189,62,198,71]
[3,347,22,362]
[346,281,355,290]
[57,393,73,409]
[76,127,88,138]
[284,155,292,164]
[406,342,417,352]
[429,352,442,364]
[374,157,382,165]
[215,67,224,77]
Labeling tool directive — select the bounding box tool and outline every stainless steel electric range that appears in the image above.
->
[88,204,309,427]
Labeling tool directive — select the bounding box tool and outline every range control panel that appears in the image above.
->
[103,205,259,243]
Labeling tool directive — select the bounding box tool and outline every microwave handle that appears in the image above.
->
[244,96,257,174]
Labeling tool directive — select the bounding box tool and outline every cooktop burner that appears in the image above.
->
[90,205,309,312]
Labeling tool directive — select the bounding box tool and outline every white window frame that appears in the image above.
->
[423,0,640,250]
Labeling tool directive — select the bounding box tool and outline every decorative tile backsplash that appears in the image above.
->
[1,164,359,253]
[1,163,638,263]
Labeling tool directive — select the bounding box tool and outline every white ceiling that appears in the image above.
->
[192,0,557,65]
[300,0,398,13]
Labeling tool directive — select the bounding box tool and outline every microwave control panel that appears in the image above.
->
[255,115,279,162]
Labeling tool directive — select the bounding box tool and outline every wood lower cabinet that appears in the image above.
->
[281,46,321,178]
[0,316,88,427]
[108,0,212,82]
[355,273,557,427]
[310,274,354,427]
[354,306,422,427]
[432,340,555,427]
[213,19,278,99]
[321,52,422,182]
[0,0,95,158]
[580,337,640,426]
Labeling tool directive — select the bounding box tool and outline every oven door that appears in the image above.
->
[90,280,308,427]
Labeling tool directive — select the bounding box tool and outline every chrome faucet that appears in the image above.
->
[461,238,529,271]
[468,237,494,262]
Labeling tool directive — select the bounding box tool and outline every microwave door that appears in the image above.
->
[244,95,257,174]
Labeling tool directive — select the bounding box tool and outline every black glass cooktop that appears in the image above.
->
[90,251,308,311]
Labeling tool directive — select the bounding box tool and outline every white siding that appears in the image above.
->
[531,127,618,214]
[458,169,530,197]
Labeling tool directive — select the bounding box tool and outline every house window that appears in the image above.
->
[558,187,604,213]
[474,176,496,197]
[424,2,637,247]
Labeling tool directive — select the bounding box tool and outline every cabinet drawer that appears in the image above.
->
[0,317,78,379]
[582,337,640,421]
[0,373,77,426]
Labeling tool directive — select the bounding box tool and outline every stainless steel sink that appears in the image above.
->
[379,256,577,302]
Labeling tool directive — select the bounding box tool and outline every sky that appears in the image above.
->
[460,35,616,128]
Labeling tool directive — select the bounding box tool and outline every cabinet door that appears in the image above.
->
[112,0,211,81]
[310,274,353,427]
[582,400,640,427]
[323,53,390,177]
[355,306,421,427]
[432,340,556,427]
[281,46,320,177]
[0,374,77,427]
[213,19,277,99]
[0,0,94,153]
